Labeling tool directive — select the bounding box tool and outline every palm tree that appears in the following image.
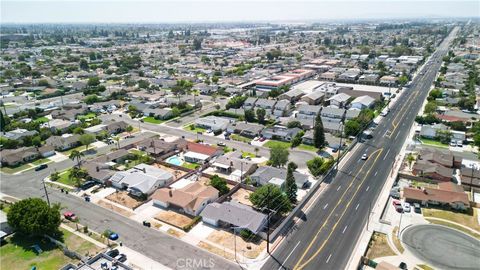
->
[69,150,84,167]
[254,147,260,157]
[69,167,87,187]
[113,136,121,149]
[406,153,416,169]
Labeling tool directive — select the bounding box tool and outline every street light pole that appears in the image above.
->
[42,177,51,207]
[398,211,403,238]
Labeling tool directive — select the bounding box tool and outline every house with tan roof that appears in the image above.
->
[151,182,219,216]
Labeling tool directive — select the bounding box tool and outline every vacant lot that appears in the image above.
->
[60,228,103,257]
[206,230,266,259]
[97,200,133,217]
[366,232,397,259]
[198,241,234,261]
[155,210,193,229]
[106,191,144,209]
[423,208,480,231]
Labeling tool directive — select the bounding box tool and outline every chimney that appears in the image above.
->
[96,166,99,172]
[169,190,173,197]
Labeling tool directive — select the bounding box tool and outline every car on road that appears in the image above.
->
[35,164,48,171]
[106,249,119,258]
[361,154,368,160]
[105,230,119,240]
[63,211,77,221]
[414,203,421,213]
[217,142,226,147]
[402,202,411,212]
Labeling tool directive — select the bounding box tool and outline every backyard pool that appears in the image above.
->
[166,155,183,166]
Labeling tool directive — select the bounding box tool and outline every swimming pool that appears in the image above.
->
[166,155,183,166]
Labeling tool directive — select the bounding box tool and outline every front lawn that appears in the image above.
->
[423,208,480,231]
[77,113,97,120]
[419,138,449,148]
[0,163,33,174]
[32,158,52,166]
[183,124,206,133]
[56,170,82,187]
[34,116,50,124]
[143,116,164,124]
[297,144,318,152]
[264,140,291,149]
[241,151,256,158]
[230,134,251,143]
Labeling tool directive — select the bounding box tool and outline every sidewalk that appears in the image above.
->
[61,223,107,249]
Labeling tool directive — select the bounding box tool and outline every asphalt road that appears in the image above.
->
[261,27,459,270]
[402,224,480,270]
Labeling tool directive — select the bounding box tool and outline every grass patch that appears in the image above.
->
[422,208,480,232]
[77,113,97,120]
[182,162,200,170]
[183,124,206,133]
[241,151,255,158]
[366,232,397,259]
[297,144,318,152]
[230,134,251,143]
[34,116,49,124]
[426,218,480,239]
[0,234,71,270]
[392,226,405,253]
[143,116,165,124]
[60,228,102,257]
[32,158,52,166]
[61,144,92,156]
[417,265,435,270]
[0,163,33,174]
[419,138,449,148]
[55,171,82,187]
[264,140,291,149]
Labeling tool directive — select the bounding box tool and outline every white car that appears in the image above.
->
[361,154,368,160]
[402,202,411,212]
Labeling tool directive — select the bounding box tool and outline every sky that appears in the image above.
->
[1,0,479,24]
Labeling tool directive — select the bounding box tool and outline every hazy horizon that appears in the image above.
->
[1,0,479,24]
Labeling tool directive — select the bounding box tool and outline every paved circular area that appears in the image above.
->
[402,224,480,270]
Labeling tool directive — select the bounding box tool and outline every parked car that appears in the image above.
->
[116,254,127,263]
[450,140,457,147]
[106,249,119,258]
[81,181,96,190]
[63,211,77,221]
[259,137,266,142]
[414,203,421,213]
[395,205,404,213]
[142,220,151,227]
[456,141,463,147]
[392,200,401,206]
[35,164,48,171]
[217,142,226,147]
[105,230,119,240]
[402,202,411,212]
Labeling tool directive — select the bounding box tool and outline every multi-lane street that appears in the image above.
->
[261,27,459,270]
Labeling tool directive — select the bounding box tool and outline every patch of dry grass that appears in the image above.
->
[167,228,185,238]
[198,241,234,261]
[155,210,193,228]
[392,227,405,253]
[206,230,265,259]
[97,200,133,217]
[106,191,144,209]
[366,232,397,259]
[423,208,480,231]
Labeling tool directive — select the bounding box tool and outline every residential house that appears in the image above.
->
[403,182,469,210]
[143,108,174,120]
[272,100,290,117]
[151,182,219,216]
[82,149,131,183]
[328,93,351,108]
[379,76,398,86]
[250,166,310,189]
[211,151,257,181]
[226,122,264,138]
[419,123,448,139]
[345,109,361,120]
[301,91,325,105]
[297,104,322,119]
[243,97,258,110]
[278,88,305,102]
[184,142,223,164]
[350,96,375,110]
[261,126,302,141]
[358,74,379,84]
[417,148,461,168]
[137,138,187,158]
[41,119,71,132]
[201,201,267,234]
[412,160,453,182]
[1,129,38,141]
[321,107,346,122]
[105,121,129,134]
[322,120,344,135]
[337,69,360,82]
[45,134,81,151]
[195,116,231,132]
[109,164,174,197]
[0,147,40,167]
[254,99,277,114]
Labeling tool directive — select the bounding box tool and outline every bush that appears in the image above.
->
[183,216,202,232]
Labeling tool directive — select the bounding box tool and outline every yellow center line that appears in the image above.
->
[293,148,384,270]
[390,89,420,135]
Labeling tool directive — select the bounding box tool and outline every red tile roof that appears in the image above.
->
[186,142,219,156]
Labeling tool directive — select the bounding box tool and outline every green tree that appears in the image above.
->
[313,113,325,148]
[126,125,134,136]
[256,108,266,124]
[84,95,100,104]
[290,131,304,148]
[424,101,437,114]
[69,150,84,167]
[269,145,289,167]
[87,77,100,87]
[69,167,87,187]
[210,175,230,196]
[307,157,325,177]
[80,133,96,152]
[7,198,61,237]
[244,109,255,122]
[79,59,89,70]
[249,184,291,215]
[285,162,298,204]
[345,120,361,136]
[50,171,60,181]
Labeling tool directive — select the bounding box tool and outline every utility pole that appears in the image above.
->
[398,211,403,238]
[266,185,271,254]
[336,111,346,169]
[240,161,243,184]
[42,178,51,207]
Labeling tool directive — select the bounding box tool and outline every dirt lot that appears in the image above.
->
[230,188,253,206]
[97,200,133,217]
[106,191,145,209]
[155,210,193,229]
[198,241,234,261]
[206,230,266,259]
[155,164,187,180]
[167,228,185,238]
